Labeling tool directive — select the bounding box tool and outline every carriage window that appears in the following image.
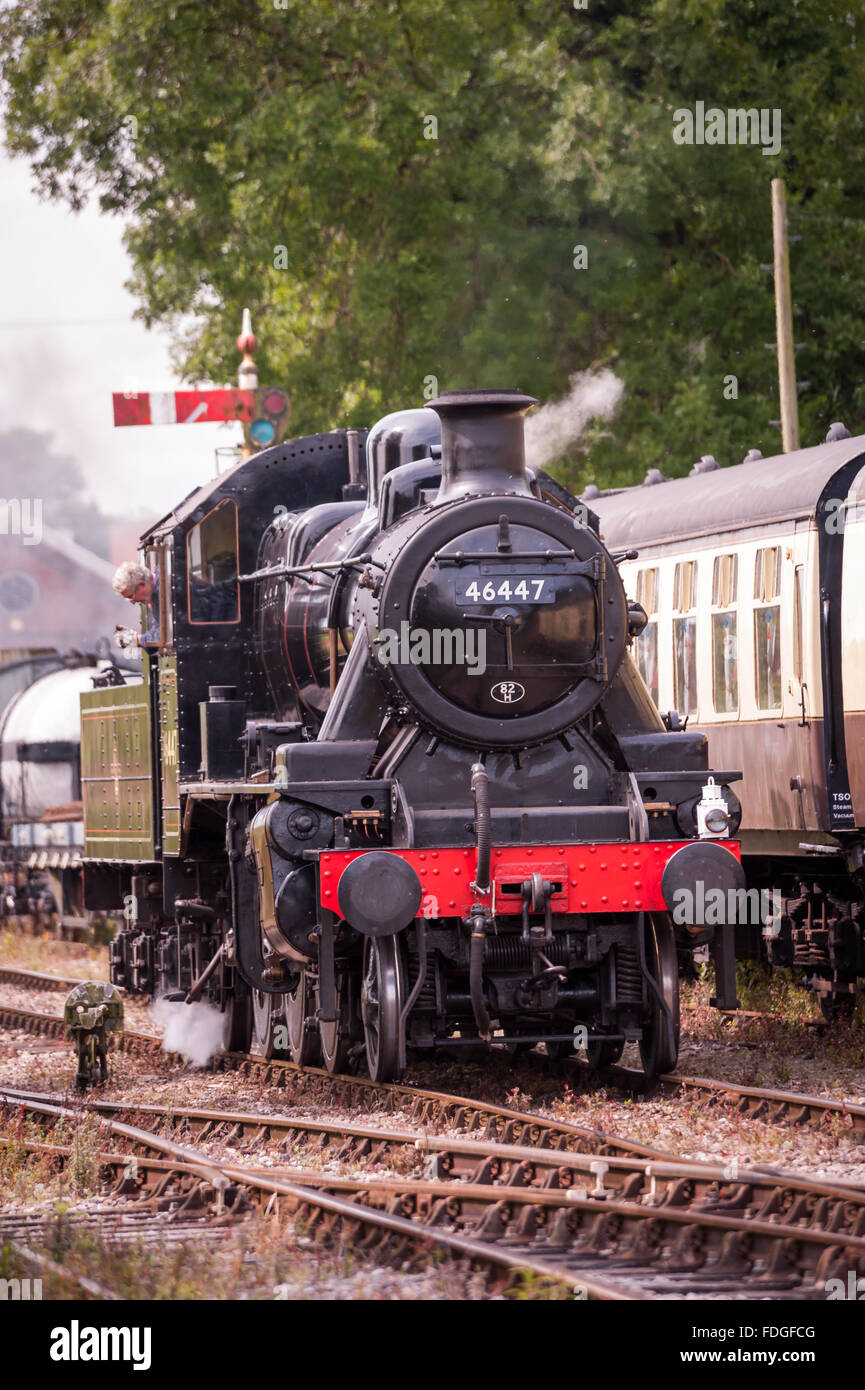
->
[673,617,697,718]
[636,567,658,615]
[186,500,240,625]
[672,561,697,718]
[635,624,658,705]
[712,553,738,608]
[755,607,782,709]
[673,560,696,612]
[633,568,659,704]
[711,553,738,714]
[753,546,782,710]
[754,546,781,602]
[712,612,739,713]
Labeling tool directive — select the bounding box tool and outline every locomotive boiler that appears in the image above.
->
[84,389,744,1079]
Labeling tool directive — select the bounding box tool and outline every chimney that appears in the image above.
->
[426,390,538,503]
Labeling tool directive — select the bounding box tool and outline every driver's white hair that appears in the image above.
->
[112,561,151,595]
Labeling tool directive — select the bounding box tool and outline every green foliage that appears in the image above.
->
[3,0,865,486]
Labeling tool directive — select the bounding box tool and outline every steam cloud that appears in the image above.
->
[525,368,624,469]
[151,995,226,1068]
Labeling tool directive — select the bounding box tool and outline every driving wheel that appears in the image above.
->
[639,913,680,1076]
[253,988,290,1060]
[361,935,406,1082]
[285,969,321,1067]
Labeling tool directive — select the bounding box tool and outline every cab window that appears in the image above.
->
[186,500,240,625]
[144,544,172,650]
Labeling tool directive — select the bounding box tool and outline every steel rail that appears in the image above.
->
[4,997,865,1145]
[5,1107,865,1300]
[0,1091,631,1300]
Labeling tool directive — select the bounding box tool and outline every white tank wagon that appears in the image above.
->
[0,661,140,930]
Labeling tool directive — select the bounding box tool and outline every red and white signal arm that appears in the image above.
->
[113,388,257,428]
[113,386,291,450]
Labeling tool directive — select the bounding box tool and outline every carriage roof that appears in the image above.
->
[586,434,865,550]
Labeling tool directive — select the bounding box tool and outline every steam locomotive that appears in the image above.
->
[83,390,744,1079]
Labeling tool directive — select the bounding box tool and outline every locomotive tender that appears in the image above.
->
[590,433,865,1019]
[83,389,743,1078]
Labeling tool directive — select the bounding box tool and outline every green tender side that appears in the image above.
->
[158,654,181,856]
[81,678,155,861]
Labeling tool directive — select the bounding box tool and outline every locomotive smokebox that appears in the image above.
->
[427,389,538,503]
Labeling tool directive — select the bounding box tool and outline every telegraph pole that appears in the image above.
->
[771,178,800,453]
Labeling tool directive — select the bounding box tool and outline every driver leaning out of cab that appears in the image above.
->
[112,561,160,651]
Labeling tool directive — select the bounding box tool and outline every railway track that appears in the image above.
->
[3,995,865,1145]
[0,965,100,992]
[0,1002,666,1160]
[602,1064,865,1139]
[0,1091,627,1299]
[4,1086,865,1300]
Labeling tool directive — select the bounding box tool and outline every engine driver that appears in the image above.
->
[112,560,160,651]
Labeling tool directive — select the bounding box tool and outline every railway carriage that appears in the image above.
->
[81,390,743,1078]
[590,435,865,1018]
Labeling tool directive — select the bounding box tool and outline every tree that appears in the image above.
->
[2,0,864,490]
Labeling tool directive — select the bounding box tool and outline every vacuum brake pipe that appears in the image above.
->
[468,763,493,1041]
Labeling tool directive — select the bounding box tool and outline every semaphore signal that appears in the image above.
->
[111,308,291,460]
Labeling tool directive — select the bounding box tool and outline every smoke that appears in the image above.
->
[525,368,624,469]
[151,995,226,1068]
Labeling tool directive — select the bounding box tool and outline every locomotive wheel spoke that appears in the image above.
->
[286,970,321,1067]
[361,936,405,1082]
[320,971,357,1076]
[253,988,290,1061]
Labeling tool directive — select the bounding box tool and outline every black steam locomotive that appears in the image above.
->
[84,390,744,1078]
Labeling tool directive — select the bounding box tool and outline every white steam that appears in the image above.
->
[151,995,226,1068]
[525,368,624,469]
